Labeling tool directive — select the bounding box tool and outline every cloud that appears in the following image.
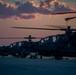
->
[17,1,37,14]
[39,0,56,8]
[0,0,76,19]
[15,1,23,6]
[0,0,37,19]
[0,0,16,19]
[53,1,72,12]
[16,14,36,19]
[71,6,76,11]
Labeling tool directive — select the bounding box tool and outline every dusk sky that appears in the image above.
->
[0,0,76,46]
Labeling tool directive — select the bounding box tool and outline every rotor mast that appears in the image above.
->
[27,35,32,42]
[65,17,76,34]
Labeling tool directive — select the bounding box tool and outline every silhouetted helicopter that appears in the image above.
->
[11,15,76,59]
[0,35,42,58]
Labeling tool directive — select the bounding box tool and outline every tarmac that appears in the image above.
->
[0,57,76,75]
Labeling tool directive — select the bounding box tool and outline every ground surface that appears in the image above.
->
[0,57,76,75]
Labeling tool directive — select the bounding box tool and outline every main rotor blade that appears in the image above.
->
[71,29,76,31]
[0,37,41,39]
[45,25,66,29]
[45,25,76,31]
[51,11,76,14]
[12,27,63,30]
[24,37,42,39]
[0,37,24,39]
[12,27,76,31]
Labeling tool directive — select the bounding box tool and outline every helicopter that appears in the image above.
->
[11,15,76,59]
[0,35,42,58]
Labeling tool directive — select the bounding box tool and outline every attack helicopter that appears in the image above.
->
[0,35,42,58]
[11,15,76,59]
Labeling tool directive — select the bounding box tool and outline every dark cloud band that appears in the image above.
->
[0,0,76,19]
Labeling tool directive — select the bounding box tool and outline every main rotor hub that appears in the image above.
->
[66,26,72,35]
[67,26,71,29]
[28,35,32,42]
